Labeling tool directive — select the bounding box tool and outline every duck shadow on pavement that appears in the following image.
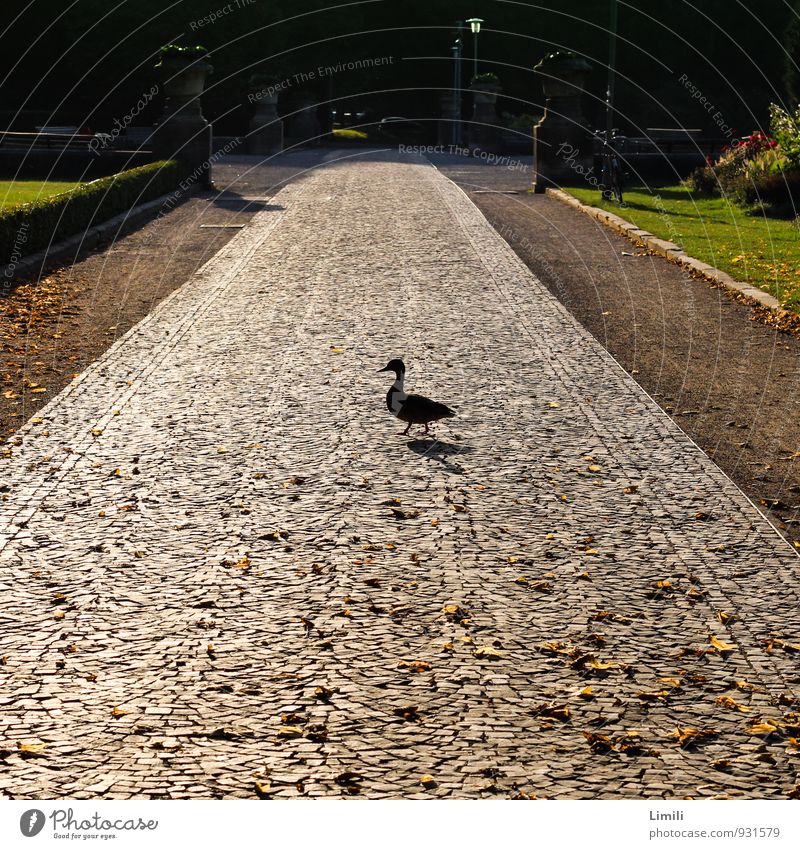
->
[406,438,474,474]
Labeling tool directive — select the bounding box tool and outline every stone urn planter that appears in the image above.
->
[532,51,593,192]
[153,47,214,185]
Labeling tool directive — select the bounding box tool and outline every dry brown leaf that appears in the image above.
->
[671,727,719,747]
[709,635,736,654]
[473,646,502,660]
[398,659,431,673]
[530,703,570,721]
[716,695,750,712]
[277,725,305,738]
[18,743,46,756]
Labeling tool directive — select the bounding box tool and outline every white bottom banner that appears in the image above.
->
[1,799,797,849]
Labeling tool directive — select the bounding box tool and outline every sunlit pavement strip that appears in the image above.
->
[1,151,799,800]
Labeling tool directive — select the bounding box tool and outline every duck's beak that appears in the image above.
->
[376,365,391,373]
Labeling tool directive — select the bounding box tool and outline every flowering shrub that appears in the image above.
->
[769,104,800,169]
[686,108,798,210]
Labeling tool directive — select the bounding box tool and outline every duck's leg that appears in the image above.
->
[423,422,430,435]
[399,421,412,436]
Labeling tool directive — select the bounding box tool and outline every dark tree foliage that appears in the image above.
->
[0,0,792,136]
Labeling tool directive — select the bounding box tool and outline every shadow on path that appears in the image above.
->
[406,438,474,474]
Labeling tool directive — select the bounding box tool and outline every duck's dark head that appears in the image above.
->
[377,358,406,379]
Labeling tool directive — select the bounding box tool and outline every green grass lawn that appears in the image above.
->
[565,183,800,309]
[0,179,83,210]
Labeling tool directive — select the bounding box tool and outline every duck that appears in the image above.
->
[377,358,456,436]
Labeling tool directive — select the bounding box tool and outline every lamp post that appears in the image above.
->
[452,20,464,145]
[602,0,619,198]
[466,17,483,80]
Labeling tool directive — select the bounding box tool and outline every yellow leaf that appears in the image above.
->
[234,556,251,571]
[111,705,130,717]
[736,680,757,692]
[329,346,344,353]
[623,484,638,494]
[30,417,43,424]
[514,576,528,584]
[430,518,439,527]
[579,686,594,699]
[672,727,719,746]
[473,646,502,659]
[31,387,47,394]
[53,611,65,620]
[18,743,46,755]
[548,401,560,408]
[716,695,750,712]
[442,642,455,652]
[254,780,271,797]
[747,720,780,735]
[398,659,431,673]
[277,725,305,738]
[460,636,474,644]
[419,774,436,787]
[587,465,602,473]
[587,659,615,670]
[709,635,736,654]
[661,678,682,688]
[636,689,670,701]
[91,427,103,436]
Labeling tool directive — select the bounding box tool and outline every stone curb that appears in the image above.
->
[545,186,783,312]
[1,184,200,284]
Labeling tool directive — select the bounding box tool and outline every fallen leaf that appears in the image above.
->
[636,690,671,701]
[473,646,502,660]
[277,725,305,738]
[583,731,613,753]
[398,659,431,673]
[329,346,344,353]
[452,504,466,513]
[579,686,595,700]
[18,743,46,756]
[419,774,436,788]
[672,727,719,747]
[716,695,750,712]
[254,780,271,798]
[747,720,780,736]
[111,705,130,717]
[529,703,570,721]
[709,635,736,654]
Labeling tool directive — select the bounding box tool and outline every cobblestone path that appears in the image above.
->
[1,152,799,800]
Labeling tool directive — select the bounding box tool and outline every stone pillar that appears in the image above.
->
[438,92,458,146]
[286,93,321,145]
[531,52,592,193]
[153,52,213,186]
[247,93,283,155]
[468,83,501,151]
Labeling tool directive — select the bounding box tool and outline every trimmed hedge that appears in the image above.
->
[1,159,184,266]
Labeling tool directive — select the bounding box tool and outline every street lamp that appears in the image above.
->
[451,21,464,145]
[466,17,483,80]
[602,0,620,200]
